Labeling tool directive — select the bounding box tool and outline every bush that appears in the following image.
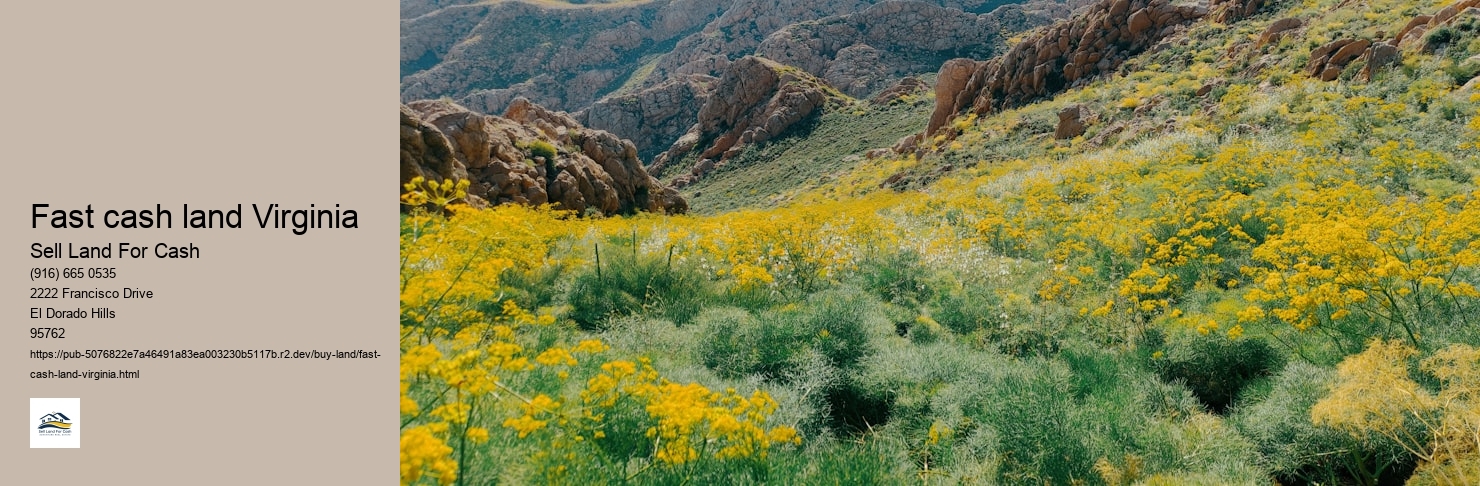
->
[970,358,1094,484]
[858,342,1095,482]
[498,263,567,311]
[1231,361,1414,485]
[976,322,1063,357]
[1153,333,1283,412]
[524,139,558,161]
[801,288,888,370]
[696,288,888,379]
[931,285,1003,335]
[1425,27,1458,53]
[695,307,805,380]
[566,250,713,330]
[768,438,912,484]
[855,249,935,307]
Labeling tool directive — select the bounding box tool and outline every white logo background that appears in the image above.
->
[30,397,80,449]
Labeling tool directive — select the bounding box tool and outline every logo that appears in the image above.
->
[30,397,80,448]
[38,412,73,431]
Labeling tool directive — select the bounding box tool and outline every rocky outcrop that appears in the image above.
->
[651,56,846,187]
[404,0,1082,119]
[925,0,1238,136]
[1209,0,1261,23]
[400,0,730,113]
[1303,38,1403,82]
[927,58,983,135]
[871,76,931,104]
[400,99,686,215]
[401,104,464,188]
[1360,43,1402,82]
[576,74,718,162]
[1055,104,1088,139]
[752,1,1062,98]
[1392,0,1480,50]
[1256,18,1302,49]
[1304,39,1371,81]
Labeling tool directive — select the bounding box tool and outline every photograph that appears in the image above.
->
[398,0,1480,484]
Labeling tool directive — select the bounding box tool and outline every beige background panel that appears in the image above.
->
[2,1,397,482]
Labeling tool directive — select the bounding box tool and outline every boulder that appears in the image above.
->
[927,58,982,136]
[1305,38,1375,81]
[1055,104,1088,139]
[1360,43,1402,81]
[1256,18,1303,48]
[1210,0,1263,22]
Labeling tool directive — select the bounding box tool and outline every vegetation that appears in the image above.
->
[400,0,1480,483]
[672,94,935,214]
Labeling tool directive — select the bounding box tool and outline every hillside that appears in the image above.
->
[399,0,1480,484]
[401,0,1076,158]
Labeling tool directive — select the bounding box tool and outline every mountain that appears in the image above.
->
[401,0,1079,159]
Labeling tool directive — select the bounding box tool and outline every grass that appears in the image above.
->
[676,96,934,214]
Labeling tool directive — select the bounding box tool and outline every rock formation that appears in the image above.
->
[753,1,1061,98]
[924,0,1251,137]
[1360,43,1402,82]
[1294,0,1480,84]
[1209,0,1261,23]
[1304,39,1372,82]
[1055,104,1088,139]
[651,56,846,187]
[577,74,718,162]
[1304,38,1405,82]
[1256,18,1302,49]
[1392,0,1480,50]
[402,0,1085,161]
[927,58,984,136]
[403,0,1080,116]
[871,76,931,105]
[400,99,686,215]
[400,0,730,113]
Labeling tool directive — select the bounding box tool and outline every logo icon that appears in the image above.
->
[38,412,73,431]
[30,397,80,448]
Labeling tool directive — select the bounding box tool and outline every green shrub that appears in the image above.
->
[768,438,912,484]
[975,322,1063,357]
[1230,361,1415,485]
[969,358,1094,484]
[692,290,891,436]
[524,139,558,161]
[801,288,887,370]
[566,250,713,330]
[855,249,935,307]
[932,285,1003,335]
[858,342,1095,482]
[771,348,842,436]
[694,307,805,380]
[909,315,944,344]
[695,287,888,380]
[1425,27,1458,53]
[1153,333,1283,413]
[497,262,567,311]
